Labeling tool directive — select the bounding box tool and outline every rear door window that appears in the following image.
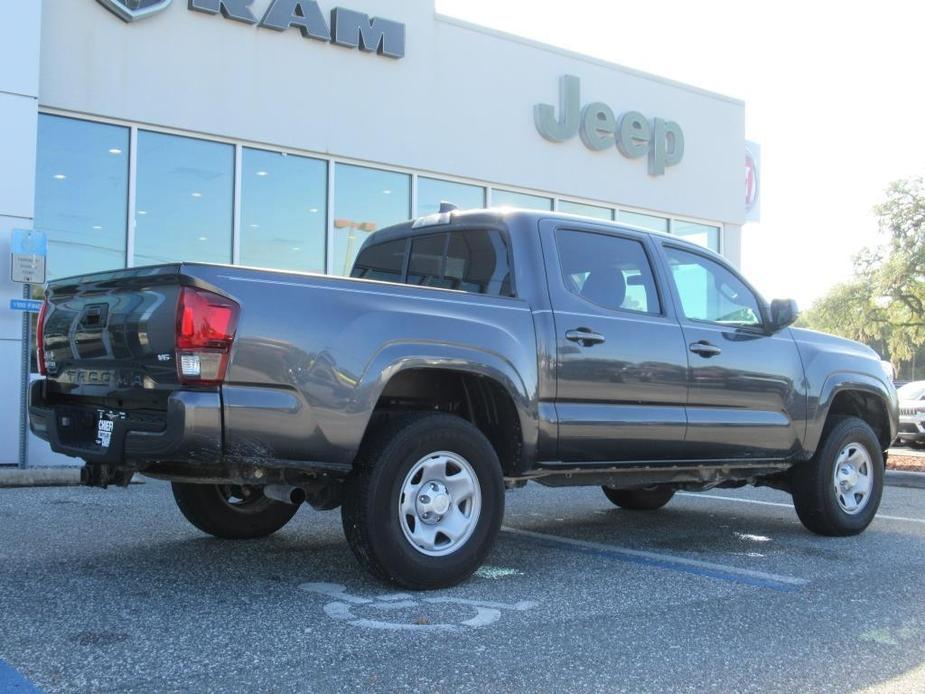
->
[556,229,661,314]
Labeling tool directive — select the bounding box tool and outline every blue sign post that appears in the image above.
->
[9,299,43,313]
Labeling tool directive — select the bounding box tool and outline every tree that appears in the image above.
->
[802,176,925,366]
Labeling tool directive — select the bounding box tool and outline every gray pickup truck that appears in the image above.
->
[30,209,898,589]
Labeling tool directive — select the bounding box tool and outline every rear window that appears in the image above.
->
[350,238,406,282]
[352,229,514,297]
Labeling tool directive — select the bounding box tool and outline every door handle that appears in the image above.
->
[689,340,722,358]
[565,328,606,347]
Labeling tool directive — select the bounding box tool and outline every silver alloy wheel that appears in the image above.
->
[399,451,482,557]
[832,442,874,515]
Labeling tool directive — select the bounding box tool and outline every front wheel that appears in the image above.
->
[791,416,884,536]
[171,483,299,539]
[341,413,505,590]
[602,485,675,510]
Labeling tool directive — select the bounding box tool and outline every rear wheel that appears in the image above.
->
[341,413,504,590]
[602,485,675,510]
[171,483,299,539]
[791,416,884,536]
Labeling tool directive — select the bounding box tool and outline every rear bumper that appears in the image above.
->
[28,381,222,464]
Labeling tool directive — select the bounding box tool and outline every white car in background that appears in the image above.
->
[898,381,925,448]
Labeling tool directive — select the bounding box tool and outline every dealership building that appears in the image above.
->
[0,0,751,467]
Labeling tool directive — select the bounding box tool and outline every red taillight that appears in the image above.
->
[175,287,239,385]
[36,299,49,376]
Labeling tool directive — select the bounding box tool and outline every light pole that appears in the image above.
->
[334,219,377,275]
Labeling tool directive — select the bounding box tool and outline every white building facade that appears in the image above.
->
[1,0,748,467]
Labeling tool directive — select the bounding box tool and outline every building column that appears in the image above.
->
[0,2,42,466]
[723,223,743,270]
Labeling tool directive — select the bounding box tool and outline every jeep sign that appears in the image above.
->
[534,75,684,176]
[96,0,406,59]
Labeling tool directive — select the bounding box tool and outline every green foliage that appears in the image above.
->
[802,176,925,364]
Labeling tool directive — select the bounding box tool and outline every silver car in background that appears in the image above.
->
[898,381,925,447]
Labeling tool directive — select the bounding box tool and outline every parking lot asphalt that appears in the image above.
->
[1,479,924,694]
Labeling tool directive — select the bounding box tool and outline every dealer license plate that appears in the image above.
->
[95,410,125,448]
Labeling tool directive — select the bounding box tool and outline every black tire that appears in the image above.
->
[171,483,299,539]
[791,416,884,537]
[341,413,505,590]
[602,485,675,510]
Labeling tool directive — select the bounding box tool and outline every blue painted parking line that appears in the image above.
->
[502,526,809,591]
[0,659,41,693]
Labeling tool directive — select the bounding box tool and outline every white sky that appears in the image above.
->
[436,0,925,308]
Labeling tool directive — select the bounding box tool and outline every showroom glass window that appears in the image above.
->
[418,178,485,216]
[559,200,613,221]
[672,220,720,252]
[134,131,234,266]
[240,148,327,273]
[333,164,410,276]
[618,210,669,234]
[34,115,129,279]
[491,189,553,211]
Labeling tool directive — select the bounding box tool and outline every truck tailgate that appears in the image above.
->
[40,265,188,404]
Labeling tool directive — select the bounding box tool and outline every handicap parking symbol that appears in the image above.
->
[299,582,537,632]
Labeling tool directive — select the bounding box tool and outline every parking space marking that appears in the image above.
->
[0,659,41,693]
[501,526,809,590]
[677,492,925,525]
[299,582,537,632]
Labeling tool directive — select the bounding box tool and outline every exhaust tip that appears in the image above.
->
[263,484,306,506]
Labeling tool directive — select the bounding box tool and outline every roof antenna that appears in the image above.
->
[438,201,459,213]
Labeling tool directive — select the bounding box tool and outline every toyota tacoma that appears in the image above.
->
[30,209,899,589]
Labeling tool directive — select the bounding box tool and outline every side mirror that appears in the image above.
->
[768,298,799,332]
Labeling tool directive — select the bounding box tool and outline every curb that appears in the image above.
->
[885,469,925,490]
[0,466,82,488]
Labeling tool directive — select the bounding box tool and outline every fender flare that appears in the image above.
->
[344,341,539,466]
[805,371,897,453]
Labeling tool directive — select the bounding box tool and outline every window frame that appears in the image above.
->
[661,242,768,332]
[554,225,666,318]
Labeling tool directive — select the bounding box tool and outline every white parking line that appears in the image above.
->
[677,492,925,525]
[501,526,808,588]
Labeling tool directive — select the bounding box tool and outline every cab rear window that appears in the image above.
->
[351,229,514,297]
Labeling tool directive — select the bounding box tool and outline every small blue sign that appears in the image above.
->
[11,229,47,257]
[9,299,43,313]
